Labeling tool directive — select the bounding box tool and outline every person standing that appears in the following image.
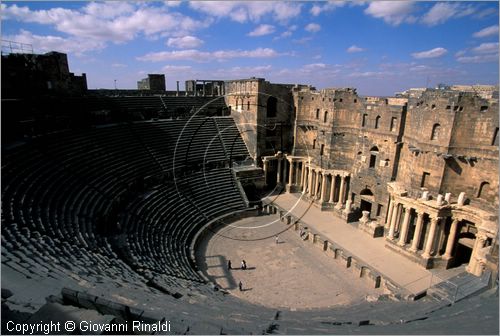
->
[238,281,243,291]
[227,260,232,270]
[275,235,279,244]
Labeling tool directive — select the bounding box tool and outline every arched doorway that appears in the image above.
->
[359,188,374,213]
[266,96,277,118]
[369,146,379,168]
[453,220,476,267]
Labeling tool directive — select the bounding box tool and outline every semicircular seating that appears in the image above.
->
[1,117,249,296]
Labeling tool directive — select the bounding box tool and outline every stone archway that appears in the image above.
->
[360,188,374,214]
[453,220,476,267]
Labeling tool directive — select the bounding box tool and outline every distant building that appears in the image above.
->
[137,74,166,91]
[1,50,87,98]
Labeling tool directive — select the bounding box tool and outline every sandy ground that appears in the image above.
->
[197,213,384,310]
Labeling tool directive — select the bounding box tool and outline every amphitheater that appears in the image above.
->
[1,51,499,335]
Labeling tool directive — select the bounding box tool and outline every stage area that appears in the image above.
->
[197,213,385,310]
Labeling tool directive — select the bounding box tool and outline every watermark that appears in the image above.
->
[170,92,315,240]
[5,320,171,335]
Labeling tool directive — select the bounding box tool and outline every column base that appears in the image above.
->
[385,241,434,269]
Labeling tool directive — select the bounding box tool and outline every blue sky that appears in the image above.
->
[2,1,498,96]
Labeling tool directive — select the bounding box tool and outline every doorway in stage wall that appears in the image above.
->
[360,200,372,213]
[359,188,374,214]
[453,220,476,268]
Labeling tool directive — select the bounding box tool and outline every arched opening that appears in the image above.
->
[266,96,277,118]
[431,123,441,140]
[247,101,250,110]
[369,146,378,168]
[374,115,381,129]
[390,117,397,132]
[454,220,476,267]
[360,188,374,214]
[362,114,368,127]
[477,181,490,198]
[313,139,316,149]
[492,127,499,146]
[324,111,328,123]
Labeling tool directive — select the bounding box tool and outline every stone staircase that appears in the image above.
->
[428,270,491,303]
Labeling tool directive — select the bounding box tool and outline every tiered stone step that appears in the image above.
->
[427,270,491,303]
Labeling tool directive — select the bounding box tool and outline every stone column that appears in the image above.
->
[422,217,439,259]
[288,159,294,185]
[443,218,459,259]
[329,174,336,203]
[314,171,320,197]
[387,203,399,240]
[467,232,488,276]
[277,158,282,185]
[176,81,179,96]
[307,168,313,195]
[434,217,448,255]
[398,206,412,246]
[301,162,307,189]
[335,175,346,209]
[385,198,393,227]
[409,211,425,252]
[262,158,269,186]
[296,162,301,186]
[320,173,328,203]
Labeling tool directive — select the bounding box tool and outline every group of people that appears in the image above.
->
[227,259,246,271]
[227,259,247,291]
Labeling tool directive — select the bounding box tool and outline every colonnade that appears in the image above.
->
[386,199,461,259]
[384,197,491,275]
[262,154,351,209]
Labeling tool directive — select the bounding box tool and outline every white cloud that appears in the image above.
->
[1,3,206,54]
[454,42,499,63]
[457,54,498,64]
[2,29,104,56]
[248,24,275,37]
[305,23,321,33]
[364,2,416,26]
[473,25,499,38]
[421,3,476,26]
[138,47,282,62]
[303,63,327,70]
[167,36,203,49]
[472,42,499,54]
[411,47,448,59]
[188,1,301,23]
[347,45,365,53]
[83,2,135,19]
[310,1,347,16]
[162,65,193,72]
[164,1,182,7]
[348,71,392,78]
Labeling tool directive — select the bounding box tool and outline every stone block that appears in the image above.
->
[458,192,466,206]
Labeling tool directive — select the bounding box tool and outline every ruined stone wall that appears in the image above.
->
[224,79,260,160]
[225,79,294,161]
[293,87,407,219]
[293,88,362,170]
[396,90,458,197]
[258,81,295,158]
[442,93,499,211]
[349,97,406,218]
[396,89,499,212]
